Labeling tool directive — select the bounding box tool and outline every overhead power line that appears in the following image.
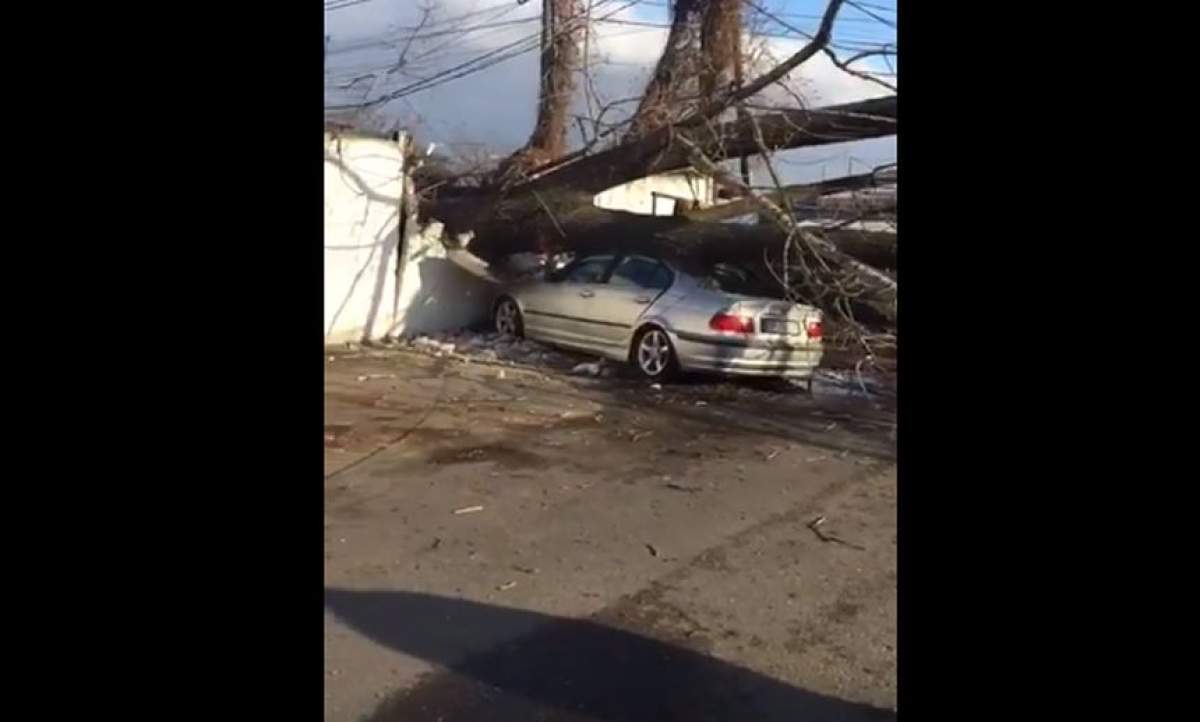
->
[325,0,376,12]
[328,0,636,110]
[327,16,542,57]
[593,16,892,53]
[326,0,895,110]
[845,0,896,28]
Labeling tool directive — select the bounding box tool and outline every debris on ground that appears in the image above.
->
[356,373,396,382]
[399,329,580,370]
[645,543,659,557]
[496,580,518,591]
[665,482,702,494]
[812,369,896,399]
[570,360,604,377]
[453,505,484,515]
[411,337,457,356]
[332,329,895,434]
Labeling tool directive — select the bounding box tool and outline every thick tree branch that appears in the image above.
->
[515,94,895,197]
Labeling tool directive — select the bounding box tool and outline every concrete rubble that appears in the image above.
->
[393,329,583,370]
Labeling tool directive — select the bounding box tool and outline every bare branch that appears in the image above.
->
[675,133,896,323]
[822,47,897,92]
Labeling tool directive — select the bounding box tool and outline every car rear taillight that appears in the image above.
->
[806,320,823,339]
[709,313,755,333]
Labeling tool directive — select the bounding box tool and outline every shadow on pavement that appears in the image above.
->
[326,588,896,722]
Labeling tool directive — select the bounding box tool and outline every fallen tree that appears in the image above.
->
[415,0,897,355]
[435,172,895,272]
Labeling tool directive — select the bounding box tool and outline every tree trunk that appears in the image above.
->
[493,0,585,186]
[449,197,894,271]
[699,0,742,108]
[624,0,706,139]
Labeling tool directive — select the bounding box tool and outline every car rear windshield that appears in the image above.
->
[702,263,784,298]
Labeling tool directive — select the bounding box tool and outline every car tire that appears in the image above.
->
[631,326,678,382]
[494,297,524,338]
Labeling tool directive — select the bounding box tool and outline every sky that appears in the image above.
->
[324,0,896,184]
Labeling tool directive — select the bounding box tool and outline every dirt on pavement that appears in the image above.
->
[324,339,896,722]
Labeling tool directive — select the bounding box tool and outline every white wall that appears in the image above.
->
[592,171,715,216]
[324,131,406,344]
[324,130,494,345]
[392,222,496,338]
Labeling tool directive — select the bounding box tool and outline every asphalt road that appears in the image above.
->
[324,345,896,721]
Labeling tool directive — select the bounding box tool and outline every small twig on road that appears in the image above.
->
[806,515,865,550]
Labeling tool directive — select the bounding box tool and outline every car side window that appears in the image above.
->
[706,263,754,294]
[609,256,672,291]
[562,256,613,284]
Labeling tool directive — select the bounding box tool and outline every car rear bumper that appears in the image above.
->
[672,332,822,379]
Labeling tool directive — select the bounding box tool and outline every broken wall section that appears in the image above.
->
[324,129,494,344]
[392,221,496,338]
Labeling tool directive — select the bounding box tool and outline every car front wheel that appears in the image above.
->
[494,297,524,338]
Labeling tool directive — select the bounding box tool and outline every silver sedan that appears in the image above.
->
[493,253,824,381]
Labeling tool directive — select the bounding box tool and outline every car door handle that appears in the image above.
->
[634,296,652,304]
[579,290,594,298]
